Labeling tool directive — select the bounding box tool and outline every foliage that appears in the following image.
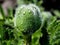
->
[0,0,60,45]
[47,19,60,45]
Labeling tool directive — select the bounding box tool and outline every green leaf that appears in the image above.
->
[0,4,5,20]
[47,20,60,45]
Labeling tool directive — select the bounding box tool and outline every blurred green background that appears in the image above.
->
[0,0,60,45]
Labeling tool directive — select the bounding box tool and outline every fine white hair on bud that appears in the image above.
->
[29,4,41,15]
[14,4,42,26]
[15,4,41,17]
[14,4,42,35]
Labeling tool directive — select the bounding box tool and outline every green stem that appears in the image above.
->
[40,21,49,45]
[24,35,31,45]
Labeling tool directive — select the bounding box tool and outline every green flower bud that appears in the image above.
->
[14,4,42,35]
